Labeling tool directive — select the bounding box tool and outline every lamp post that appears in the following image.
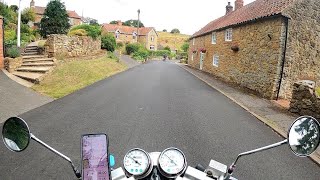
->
[17,0,22,47]
[137,9,140,42]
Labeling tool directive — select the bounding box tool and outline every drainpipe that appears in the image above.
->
[276,17,289,100]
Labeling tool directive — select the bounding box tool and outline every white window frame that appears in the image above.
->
[191,53,194,61]
[211,32,217,44]
[225,28,232,41]
[115,31,120,39]
[192,38,195,45]
[213,55,219,67]
[150,45,155,50]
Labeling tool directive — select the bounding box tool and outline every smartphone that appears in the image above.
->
[81,133,111,180]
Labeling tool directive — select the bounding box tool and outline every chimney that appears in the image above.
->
[117,20,122,26]
[235,0,244,10]
[30,0,35,8]
[226,2,233,15]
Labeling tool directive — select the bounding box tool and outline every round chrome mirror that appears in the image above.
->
[2,117,31,152]
[288,116,320,157]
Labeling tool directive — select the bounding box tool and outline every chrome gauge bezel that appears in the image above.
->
[158,147,187,178]
[123,148,153,179]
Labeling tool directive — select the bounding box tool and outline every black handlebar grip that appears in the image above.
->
[195,164,206,172]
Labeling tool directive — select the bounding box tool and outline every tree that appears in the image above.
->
[123,19,144,27]
[39,0,70,38]
[9,5,19,13]
[110,20,118,25]
[21,8,35,24]
[164,46,171,51]
[89,19,99,26]
[101,33,116,52]
[181,43,189,52]
[163,29,167,32]
[171,28,180,34]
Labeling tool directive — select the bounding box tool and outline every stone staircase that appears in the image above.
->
[12,45,56,84]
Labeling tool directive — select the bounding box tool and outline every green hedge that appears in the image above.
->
[133,49,150,61]
[149,50,170,57]
[101,34,116,52]
[125,43,143,55]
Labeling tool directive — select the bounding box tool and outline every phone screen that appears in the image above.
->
[82,134,110,180]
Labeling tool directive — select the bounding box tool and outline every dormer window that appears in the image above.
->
[225,28,232,41]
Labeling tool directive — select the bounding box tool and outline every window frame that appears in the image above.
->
[225,28,232,41]
[150,45,155,50]
[213,54,219,67]
[151,36,154,42]
[211,32,217,44]
[192,38,195,45]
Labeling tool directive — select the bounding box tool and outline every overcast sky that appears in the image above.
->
[6,0,255,35]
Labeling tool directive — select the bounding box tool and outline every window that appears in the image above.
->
[151,36,154,42]
[115,31,120,39]
[225,28,232,41]
[191,53,194,61]
[213,55,219,67]
[211,32,217,44]
[133,32,137,39]
[150,45,155,50]
[192,38,195,45]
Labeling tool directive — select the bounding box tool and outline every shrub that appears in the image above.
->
[181,43,189,52]
[70,24,101,39]
[117,42,124,48]
[5,46,20,58]
[177,52,188,60]
[316,87,320,97]
[164,46,171,52]
[101,34,116,52]
[125,43,142,55]
[107,51,119,61]
[133,49,150,61]
[68,29,88,36]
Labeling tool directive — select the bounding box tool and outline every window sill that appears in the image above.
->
[213,64,219,67]
[225,39,232,42]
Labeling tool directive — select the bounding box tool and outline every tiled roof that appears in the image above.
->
[192,0,295,38]
[102,24,155,36]
[33,6,81,19]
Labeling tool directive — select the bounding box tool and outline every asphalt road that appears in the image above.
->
[0,61,319,179]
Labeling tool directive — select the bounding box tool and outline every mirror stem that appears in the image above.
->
[30,133,81,178]
[225,139,288,179]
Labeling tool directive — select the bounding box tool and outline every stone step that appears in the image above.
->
[23,58,54,63]
[21,62,55,67]
[21,52,39,56]
[12,71,44,84]
[22,55,48,59]
[16,66,52,73]
[25,47,38,50]
[25,48,38,52]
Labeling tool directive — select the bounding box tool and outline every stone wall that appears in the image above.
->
[289,80,320,119]
[280,0,320,99]
[45,34,101,58]
[4,57,23,73]
[188,17,286,99]
[0,17,4,69]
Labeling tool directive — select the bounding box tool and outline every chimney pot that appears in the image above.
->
[226,2,234,15]
[117,20,122,26]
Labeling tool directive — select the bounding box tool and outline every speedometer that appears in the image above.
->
[123,148,152,179]
[158,147,187,178]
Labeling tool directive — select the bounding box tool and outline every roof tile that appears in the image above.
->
[192,0,295,37]
[32,6,81,19]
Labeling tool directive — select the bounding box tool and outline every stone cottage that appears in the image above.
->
[29,0,82,28]
[102,21,158,51]
[189,0,320,100]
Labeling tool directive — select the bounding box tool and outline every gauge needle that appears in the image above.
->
[164,154,177,166]
[128,156,141,165]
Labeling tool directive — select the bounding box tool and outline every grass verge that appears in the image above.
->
[32,56,127,98]
[316,87,320,97]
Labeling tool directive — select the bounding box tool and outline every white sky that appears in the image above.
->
[6,0,255,35]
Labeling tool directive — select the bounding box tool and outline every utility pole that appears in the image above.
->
[137,9,140,42]
[17,0,22,47]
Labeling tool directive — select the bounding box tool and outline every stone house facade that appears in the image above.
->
[102,21,158,51]
[29,0,82,28]
[0,16,3,69]
[189,0,320,100]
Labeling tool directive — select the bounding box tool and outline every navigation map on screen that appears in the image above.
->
[82,134,110,180]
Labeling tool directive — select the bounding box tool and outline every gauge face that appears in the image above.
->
[159,148,186,176]
[123,149,151,176]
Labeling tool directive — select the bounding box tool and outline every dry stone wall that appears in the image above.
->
[4,57,23,73]
[289,80,320,119]
[45,34,101,58]
[280,0,320,99]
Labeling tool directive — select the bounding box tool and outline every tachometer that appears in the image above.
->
[158,147,187,178]
[123,148,152,178]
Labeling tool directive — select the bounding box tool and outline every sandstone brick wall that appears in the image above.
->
[0,17,3,69]
[4,57,23,73]
[289,80,320,119]
[280,0,320,99]
[145,29,158,50]
[45,34,101,58]
[188,17,286,99]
